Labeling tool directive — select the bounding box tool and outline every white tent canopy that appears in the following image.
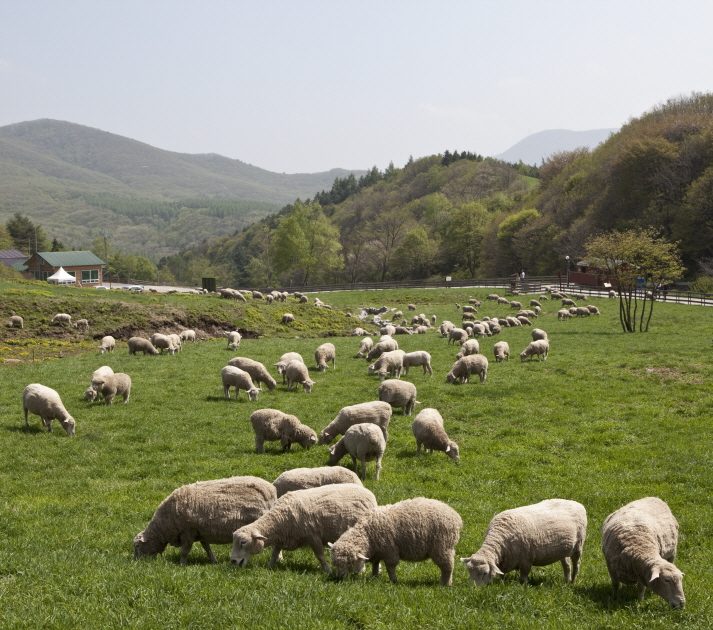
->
[47,267,76,283]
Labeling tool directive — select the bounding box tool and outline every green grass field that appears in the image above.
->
[1,285,711,628]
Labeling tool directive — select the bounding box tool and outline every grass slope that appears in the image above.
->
[0,283,711,628]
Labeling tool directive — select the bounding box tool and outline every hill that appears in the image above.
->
[0,119,364,257]
[494,128,618,165]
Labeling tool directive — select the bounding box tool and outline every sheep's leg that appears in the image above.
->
[267,546,282,568]
[570,550,582,583]
[223,385,230,399]
[385,562,399,583]
[350,455,358,476]
[416,441,422,456]
[433,552,455,586]
[610,577,620,599]
[371,561,381,577]
[255,435,265,454]
[375,455,382,481]
[179,538,194,565]
[560,557,572,582]
[105,393,114,405]
[310,542,331,574]
[201,542,218,564]
[637,583,647,601]
[518,564,531,584]
[123,391,130,403]
[43,416,52,433]
[24,407,29,428]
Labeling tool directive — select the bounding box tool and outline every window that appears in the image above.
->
[81,269,99,284]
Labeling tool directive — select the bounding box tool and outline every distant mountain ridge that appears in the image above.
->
[494,128,618,165]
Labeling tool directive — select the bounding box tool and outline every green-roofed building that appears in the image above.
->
[23,251,106,286]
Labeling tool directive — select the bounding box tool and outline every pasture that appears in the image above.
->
[1,287,711,629]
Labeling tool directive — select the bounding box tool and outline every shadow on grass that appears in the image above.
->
[573,582,644,609]
[5,423,44,434]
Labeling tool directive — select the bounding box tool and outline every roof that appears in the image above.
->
[0,249,27,260]
[36,251,106,267]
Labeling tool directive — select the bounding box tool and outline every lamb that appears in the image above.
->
[273,352,304,383]
[315,342,336,371]
[407,303,416,310]
[402,351,433,376]
[168,333,183,352]
[391,310,403,322]
[380,325,396,336]
[98,335,115,354]
[319,401,392,444]
[250,408,317,453]
[84,387,97,402]
[493,341,510,363]
[128,337,159,356]
[356,336,373,358]
[51,313,72,326]
[91,372,132,405]
[227,357,277,391]
[368,349,405,380]
[455,338,479,360]
[285,359,315,393]
[231,484,377,573]
[586,305,601,315]
[273,466,362,497]
[601,497,685,608]
[328,423,386,480]
[281,313,295,324]
[365,338,398,361]
[557,309,573,321]
[609,290,617,298]
[431,314,437,324]
[531,328,548,341]
[134,476,277,565]
[446,354,488,384]
[221,366,260,401]
[412,408,459,461]
[378,379,418,415]
[520,339,549,362]
[150,333,176,355]
[461,499,587,587]
[73,318,89,331]
[329,497,462,586]
[448,327,469,345]
[22,383,76,436]
[179,329,196,342]
[226,331,242,351]
[8,315,24,328]
[561,298,577,307]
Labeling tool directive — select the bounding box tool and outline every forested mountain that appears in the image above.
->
[0,119,364,258]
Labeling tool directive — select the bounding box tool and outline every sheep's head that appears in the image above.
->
[648,562,685,608]
[318,428,333,446]
[247,388,260,402]
[446,442,460,462]
[134,531,166,560]
[461,557,503,587]
[295,425,318,449]
[61,416,76,437]
[231,529,266,567]
[302,379,314,393]
[446,373,457,384]
[328,541,368,578]
[84,388,97,402]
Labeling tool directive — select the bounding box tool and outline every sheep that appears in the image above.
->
[487,294,500,301]
[574,306,591,317]
[446,354,488,384]
[299,295,308,303]
[378,379,418,415]
[252,291,264,300]
[51,313,72,326]
[329,497,462,586]
[586,305,601,315]
[439,321,455,337]
[517,316,532,326]
[356,336,373,358]
[74,318,89,331]
[561,298,576,307]
[150,333,176,355]
[168,333,183,352]
[8,315,24,329]
[226,331,241,351]
[493,341,510,363]
[498,318,510,327]
[380,325,396,336]
[462,305,477,314]
[250,408,317,453]
[221,366,260,401]
[128,337,159,356]
[509,301,522,310]
[98,335,115,354]
[530,299,542,308]
[293,291,304,300]
[609,290,617,298]
[227,357,277,391]
[319,401,392,445]
[402,351,432,376]
[22,383,76,436]
[328,423,387,480]
[273,467,362,497]
[351,327,369,337]
[84,387,97,402]
[273,352,304,383]
[412,408,459,461]
[448,327,469,345]
[520,339,549,362]
[506,316,522,327]
[572,293,586,300]
[534,305,541,316]
[179,329,196,342]
[455,338,479,360]
[281,313,295,324]
[601,497,685,608]
[265,294,274,305]
[461,499,587,587]
[531,328,548,341]
[365,339,398,362]
[91,372,131,405]
[455,303,461,310]
[393,325,413,335]
[285,359,315,393]
[391,310,403,322]
[414,325,429,335]
[368,349,405,381]
[231,484,377,573]
[407,303,416,310]
[315,342,336,371]
[557,309,572,321]
[134,476,277,565]
[461,312,476,322]
[468,298,480,305]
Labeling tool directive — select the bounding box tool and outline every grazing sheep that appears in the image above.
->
[226,331,242,351]
[448,327,469,345]
[368,349,405,381]
[520,339,549,362]
[22,383,76,436]
[412,408,459,461]
[91,373,132,405]
[366,338,399,361]
[319,401,392,445]
[8,315,24,329]
[446,354,488,384]
[380,325,396,336]
[574,306,591,317]
[534,305,541,315]
[252,291,264,300]
[134,476,277,565]
[506,316,522,327]
[351,327,369,337]
[299,295,308,303]
[391,310,403,322]
[461,499,587,587]
[572,293,586,300]
[509,301,522,310]
[285,359,315,393]
[74,318,89,331]
[531,328,548,341]
[586,305,601,315]
[609,290,617,298]
[274,352,304,383]
[250,408,317,453]
[402,351,433,376]
[51,313,72,326]
[150,333,176,355]
[461,312,476,322]
[231,484,377,573]
[179,329,196,342]
[530,299,542,308]
[557,309,573,321]
[328,423,387,480]
[315,342,336,371]
[265,294,274,305]
[98,335,115,354]
[517,316,532,326]
[273,466,362,497]
[561,298,576,307]
[356,336,374,358]
[281,313,295,324]
[329,497,462,585]
[168,334,183,352]
[439,321,456,337]
[407,303,416,311]
[128,337,159,356]
[601,497,685,608]
[493,341,510,363]
[393,325,413,335]
[84,387,97,402]
[462,305,477,314]
[487,294,500,301]
[227,357,277,391]
[221,366,259,401]
[293,291,304,300]
[455,338,480,360]
[378,379,418,415]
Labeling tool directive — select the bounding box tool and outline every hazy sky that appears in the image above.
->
[2,1,711,173]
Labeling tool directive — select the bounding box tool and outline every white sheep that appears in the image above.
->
[226,331,241,351]
[285,359,315,393]
[407,303,416,311]
[493,341,510,363]
[601,497,685,608]
[273,466,362,497]
[319,401,392,445]
[74,318,89,331]
[356,336,373,358]
[273,352,304,383]
[505,316,522,327]
[531,328,548,341]
[91,373,132,405]
[179,329,196,342]
[393,325,413,335]
[134,476,277,565]
[509,301,522,310]
[446,354,488,384]
[168,333,183,352]
[520,339,549,362]
[128,337,159,355]
[530,299,542,308]
[231,484,377,573]
[461,499,587,587]
[8,315,24,329]
[265,294,274,305]
[561,298,576,307]
[315,342,336,371]
[378,379,418,415]
[328,423,386,480]
[51,313,72,326]
[609,290,617,298]
[98,335,115,354]
[22,383,76,436]
[455,338,479,360]
[517,316,532,326]
[380,324,396,336]
[448,327,469,345]
[227,357,277,391]
[365,338,398,362]
[586,305,601,315]
[487,294,500,301]
[574,306,591,317]
[368,349,405,381]
[391,310,403,322]
[412,408,458,461]
[497,297,510,305]
[221,366,259,401]
[439,321,455,337]
[557,309,572,321]
[150,333,176,355]
[402,351,432,376]
[252,291,264,300]
[282,313,295,324]
[329,497,462,586]
[250,408,317,453]
[462,305,477,314]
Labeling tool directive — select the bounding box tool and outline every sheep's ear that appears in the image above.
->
[252,532,267,541]
[329,446,336,455]
[137,533,146,542]
[310,435,317,443]
[445,445,450,453]
[357,553,369,561]
[460,557,470,564]
[327,542,334,548]
[648,569,660,583]
[492,564,504,576]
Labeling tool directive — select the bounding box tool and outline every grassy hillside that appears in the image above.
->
[0,280,710,628]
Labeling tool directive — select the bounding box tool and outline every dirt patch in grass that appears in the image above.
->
[641,366,705,384]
